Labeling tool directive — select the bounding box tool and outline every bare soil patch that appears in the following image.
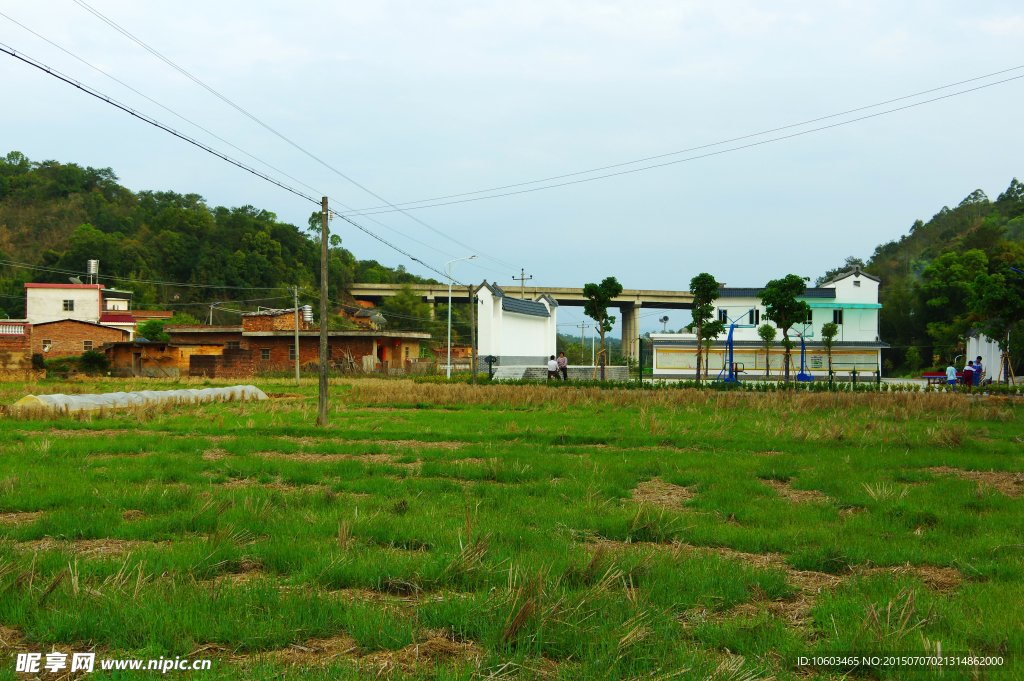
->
[0,624,24,652]
[761,479,830,504]
[202,448,228,461]
[632,478,695,509]
[240,635,358,666]
[0,511,42,526]
[121,509,145,522]
[363,634,482,672]
[282,436,462,450]
[16,538,170,557]
[928,466,1023,497]
[220,477,328,492]
[255,451,420,470]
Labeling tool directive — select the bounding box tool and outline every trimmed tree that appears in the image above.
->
[759,275,811,382]
[970,269,1024,383]
[688,273,721,383]
[757,324,776,377]
[820,321,839,380]
[582,276,623,380]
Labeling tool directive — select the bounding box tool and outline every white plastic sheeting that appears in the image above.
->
[13,385,269,412]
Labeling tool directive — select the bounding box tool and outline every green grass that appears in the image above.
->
[0,375,1021,679]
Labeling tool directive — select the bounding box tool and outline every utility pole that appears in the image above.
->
[469,284,477,385]
[512,268,532,299]
[575,322,589,366]
[292,286,301,387]
[317,197,329,427]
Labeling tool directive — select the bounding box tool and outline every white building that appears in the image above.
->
[24,283,136,337]
[476,282,558,365]
[651,266,888,379]
[966,331,1012,383]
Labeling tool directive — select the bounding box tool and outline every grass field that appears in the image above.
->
[0,377,1022,680]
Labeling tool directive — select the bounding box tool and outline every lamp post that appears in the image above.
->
[446,256,477,378]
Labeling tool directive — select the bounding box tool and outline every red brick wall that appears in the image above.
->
[242,312,309,332]
[166,328,249,350]
[252,336,376,372]
[190,349,254,379]
[32,321,127,357]
[0,331,32,369]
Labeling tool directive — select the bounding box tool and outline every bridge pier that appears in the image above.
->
[620,304,639,364]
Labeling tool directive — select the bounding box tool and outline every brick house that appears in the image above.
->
[166,308,430,374]
[0,321,40,378]
[106,340,225,377]
[33,319,128,357]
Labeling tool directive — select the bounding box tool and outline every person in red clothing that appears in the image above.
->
[963,360,974,388]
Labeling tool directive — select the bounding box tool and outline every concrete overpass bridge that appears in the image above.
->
[347,283,694,361]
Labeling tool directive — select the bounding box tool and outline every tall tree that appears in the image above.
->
[758,323,777,377]
[971,268,1024,383]
[582,276,623,379]
[759,275,811,382]
[688,273,720,383]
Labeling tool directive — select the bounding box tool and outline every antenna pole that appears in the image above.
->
[317,197,329,426]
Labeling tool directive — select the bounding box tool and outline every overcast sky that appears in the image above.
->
[2,1,1023,334]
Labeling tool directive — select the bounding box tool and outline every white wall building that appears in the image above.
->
[476,282,558,365]
[651,267,888,379]
[24,283,136,337]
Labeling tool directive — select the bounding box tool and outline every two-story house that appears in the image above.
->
[650,266,888,379]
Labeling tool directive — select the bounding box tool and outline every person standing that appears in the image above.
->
[963,360,975,389]
[975,356,984,386]
[945,362,957,391]
[557,352,568,381]
[547,355,560,380]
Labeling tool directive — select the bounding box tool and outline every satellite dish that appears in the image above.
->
[69,277,83,284]
[370,313,387,326]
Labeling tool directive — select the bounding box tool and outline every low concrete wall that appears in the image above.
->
[494,365,629,381]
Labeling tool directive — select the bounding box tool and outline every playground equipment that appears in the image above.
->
[794,329,814,382]
[716,310,755,383]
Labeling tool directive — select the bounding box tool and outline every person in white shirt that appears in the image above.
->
[945,363,957,390]
[547,355,560,380]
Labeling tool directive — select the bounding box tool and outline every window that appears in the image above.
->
[405,346,410,360]
[805,309,813,323]
[260,348,271,361]
[83,340,93,352]
[289,346,297,361]
[748,309,759,325]
[42,339,52,351]
[226,341,240,350]
[833,309,844,325]
[718,309,728,322]
[853,280,861,287]
[63,300,74,311]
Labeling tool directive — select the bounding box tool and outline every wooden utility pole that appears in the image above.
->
[292,286,300,386]
[317,197,329,426]
[469,284,477,385]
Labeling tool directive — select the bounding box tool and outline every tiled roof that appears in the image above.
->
[501,297,550,317]
[100,314,136,323]
[718,287,836,299]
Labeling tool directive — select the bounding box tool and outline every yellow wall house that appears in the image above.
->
[106,341,224,378]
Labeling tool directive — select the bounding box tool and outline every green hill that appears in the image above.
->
[818,178,1024,374]
[0,151,438,321]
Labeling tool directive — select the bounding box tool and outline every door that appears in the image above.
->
[132,352,142,376]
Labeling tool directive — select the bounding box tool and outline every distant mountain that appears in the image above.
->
[0,151,437,319]
[817,178,1024,371]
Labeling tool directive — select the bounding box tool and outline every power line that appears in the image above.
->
[0,42,467,284]
[71,0,517,273]
[341,72,1024,216]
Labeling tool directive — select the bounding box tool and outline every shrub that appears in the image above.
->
[31,353,45,370]
[80,350,110,373]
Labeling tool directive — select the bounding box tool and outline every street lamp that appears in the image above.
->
[445,256,477,378]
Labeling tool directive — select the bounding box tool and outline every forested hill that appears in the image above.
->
[0,151,436,318]
[818,178,1024,371]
